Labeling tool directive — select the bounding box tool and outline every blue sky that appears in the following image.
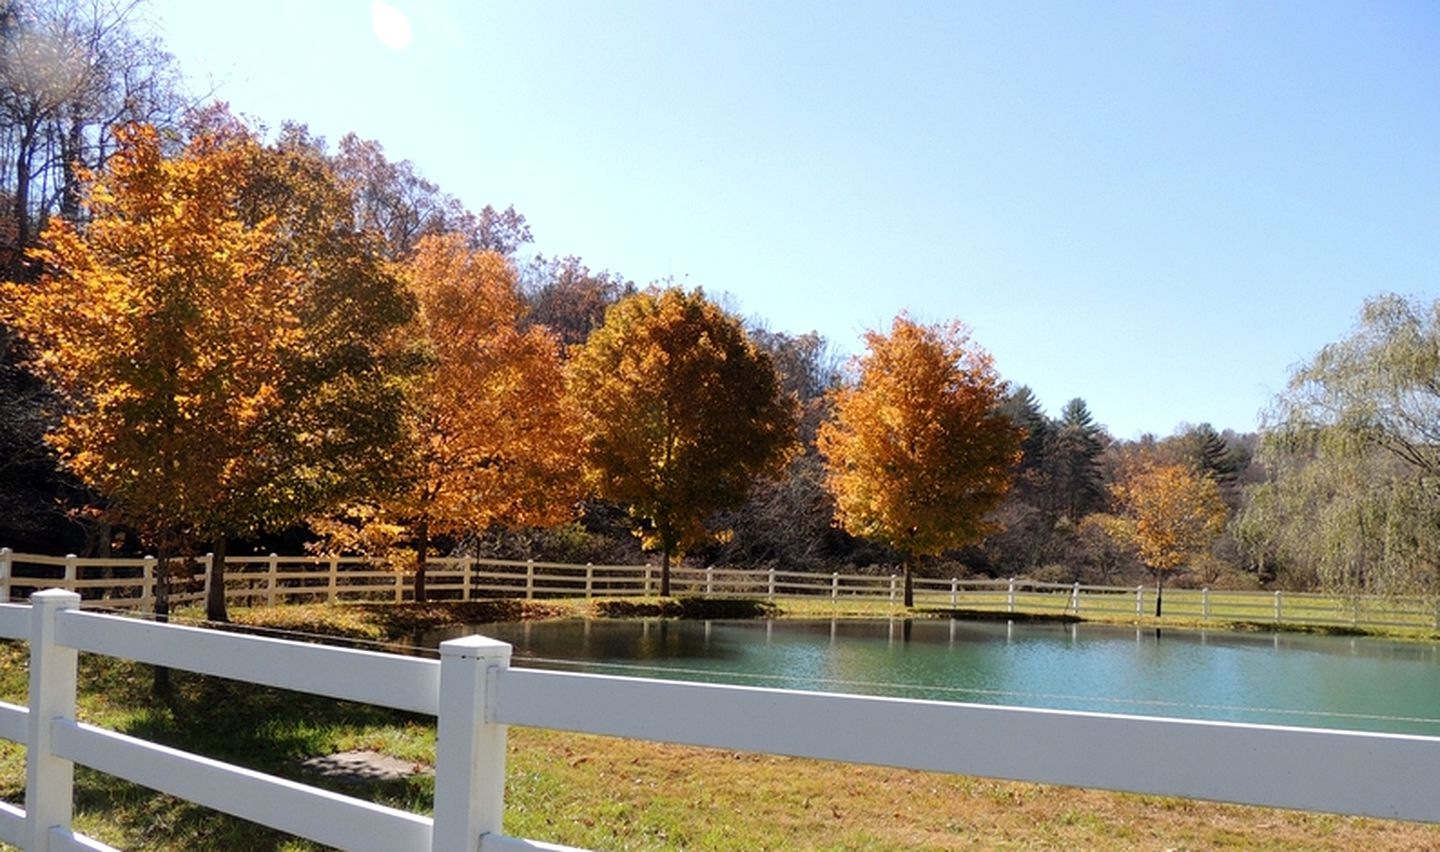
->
[145,0,1440,439]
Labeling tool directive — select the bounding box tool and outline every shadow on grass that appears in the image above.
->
[62,655,435,850]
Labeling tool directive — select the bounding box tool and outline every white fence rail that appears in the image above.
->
[3,548,1439,632]
[0,589,1438,851]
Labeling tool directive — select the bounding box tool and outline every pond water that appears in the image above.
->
[427,618,1440,737]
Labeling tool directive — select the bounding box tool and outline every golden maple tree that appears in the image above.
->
[1,121,415,619]
[818,316,1021,607]
[1104,462,1227,616]
[325,233,583,601]
[566,287,798,595]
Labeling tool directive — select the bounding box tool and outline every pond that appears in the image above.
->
[427,618,1440,736]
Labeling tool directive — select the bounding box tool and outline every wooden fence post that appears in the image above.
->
[200,552,214,606]
[461,556,473,602]
[889,575,897,604]
[585,564,594,599]
[141,556,156,612]
[433,635,513,851]
[705,567,713,597]
[525,560,535,600]
[63,554,77,588]
[266,553,279,607]
[644,564,653,597]
[768,568,777,601]
[0,547,11,602]
[26,589,80,851]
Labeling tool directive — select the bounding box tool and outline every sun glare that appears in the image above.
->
[370,0,412,50]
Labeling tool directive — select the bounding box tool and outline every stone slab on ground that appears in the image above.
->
[301,750,430,784]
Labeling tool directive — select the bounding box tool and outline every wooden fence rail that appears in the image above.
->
[3,548,1438,633]
[0,589,1437,851]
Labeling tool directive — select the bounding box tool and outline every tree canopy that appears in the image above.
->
[1238,294,1440,596]
[1,121,414,614]
[818,315,1021,606]
[567,287,797,595]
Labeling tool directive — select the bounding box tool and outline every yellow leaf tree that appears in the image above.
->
[363,232,583,601]
[567,287,798,595]
[1,121,414,620]
[818,316,1022,607]
[1105,463,1228,617]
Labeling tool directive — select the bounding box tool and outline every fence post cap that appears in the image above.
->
[439,635,513,660]
[31,588,81,606]
[1,546,11,554]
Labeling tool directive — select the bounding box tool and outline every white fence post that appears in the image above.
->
[1071,582,1081,613]
[1274,590,1282,624]
[432,635,513,852]
[141,555,156,612]
[950,578,958,608]
[768,568,777,600]
[27,589,81,851]
[705,567,713,597]
[1135,585,1143,616]
[0,546,11,602]
[266,553,279,607]
[831,572,839,600]
[644,564,653,597]
[1007,578,1016,613]
[889,575,897,604]
[1202,588,1210,621]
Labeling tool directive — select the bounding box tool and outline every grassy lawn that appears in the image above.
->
[0,601,1437,849]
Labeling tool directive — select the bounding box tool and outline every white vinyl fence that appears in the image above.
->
[4,548,1439,633]
[0,589,1438,851]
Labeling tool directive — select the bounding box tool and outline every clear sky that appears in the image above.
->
[144,0,1440,439]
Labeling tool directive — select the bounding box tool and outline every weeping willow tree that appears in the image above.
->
[1239,294,1440,596]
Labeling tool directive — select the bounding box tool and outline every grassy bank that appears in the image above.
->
[1,601,1437,849]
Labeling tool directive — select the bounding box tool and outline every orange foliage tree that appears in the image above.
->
[1104,463,1227,616]
[818,316,1021,607]
[315,233,582,601]
[566,288,798,595]
[1,123,413,618]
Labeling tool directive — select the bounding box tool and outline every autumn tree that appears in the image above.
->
[1,121,414,619]
[818,316,1022,606]
[1102,463,1227,616]
[567,287,798,595]
[324,233,582,601]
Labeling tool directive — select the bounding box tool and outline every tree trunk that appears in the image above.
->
[903,559,915,608]
[660,548,671,597]
[206,536,228,622]
[414,519,429,603]
[1154,570,1165,619]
